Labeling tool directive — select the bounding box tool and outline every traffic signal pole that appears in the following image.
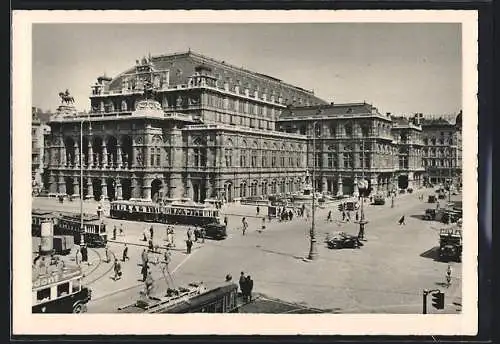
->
[422,288,444,314]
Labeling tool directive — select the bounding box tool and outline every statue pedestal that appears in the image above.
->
[54,105,77,117]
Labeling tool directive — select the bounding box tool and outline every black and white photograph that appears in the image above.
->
[12,10,478,335]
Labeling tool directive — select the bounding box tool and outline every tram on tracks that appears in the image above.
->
[109,200,223,227]
[32,260,92,313]
[117,282,239,313]
[32,209,107,248]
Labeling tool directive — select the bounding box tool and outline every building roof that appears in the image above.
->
[104,51,327,106]
[420,117,454,127]
[278,102,390,121]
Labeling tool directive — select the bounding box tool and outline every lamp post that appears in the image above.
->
[358,138,368,240]
[308,121,319,261]
[79,117,92,247]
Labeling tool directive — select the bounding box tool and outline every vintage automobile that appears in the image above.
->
[428,195,437,203]
[325,232,363,249]
[199,223,227,240]
[343,201,360,211]
[373,194,386,205]
[424,208,436,220]
[438,228,462,262]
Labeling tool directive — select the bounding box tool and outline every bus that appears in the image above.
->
[32,263,92,313]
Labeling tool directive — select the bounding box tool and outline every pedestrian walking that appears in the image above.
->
[81,245,90,265]
[186,239,193,254]
[141,248,149,267]
[346,211,351,222]
[327,210,332,222]
[436,201,440,210]
[256,206,260,215]
[143,227,149,242]
[355,211,359,222]
[242,217,248,236]
[150,225,154,241]
[104,245,110,263]
[342,211,346,221]
[398,215,406,225]
[289,210,293,221]
[187,227,193,242]
[239,272,246,295]
[148,239,154,252]
[75,248,81,265]
[224,216,228,228]
[113,258,122,281]
[261,217,266,230]
[141,263,149,282]
[145,270,154,298]
[246,275,254,302]
[200,227,206,243]
[122,244,129,262]
[113,225,117,240]
[446,264,452,288]
[119,224,124,236]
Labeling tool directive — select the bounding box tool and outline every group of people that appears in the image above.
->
[239,272,254,303]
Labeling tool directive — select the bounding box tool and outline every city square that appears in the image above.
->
[32,188,462,314]
[26,22,467,317]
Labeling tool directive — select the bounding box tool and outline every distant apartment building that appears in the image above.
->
[420,111,462,186]
[32,107,51,194]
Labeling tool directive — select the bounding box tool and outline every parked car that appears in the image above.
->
[428,195,437,203]
[373,194,385,205]
[326,232,363,249]
[424,208,436,220]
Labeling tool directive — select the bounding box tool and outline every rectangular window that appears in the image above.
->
[315,153,322,168]
[240,151,246,167]
[156,148,161,166]
[150,148,155,166]
[57,282,70,297]
[271,155,276,168]
[36,288,51,303]
[262,155,267,167]
[225,149,232,167]
[343,153,352,169]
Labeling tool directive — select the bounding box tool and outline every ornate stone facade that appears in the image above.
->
[41,51,459,202]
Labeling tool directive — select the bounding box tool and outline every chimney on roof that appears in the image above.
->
[386,112,391,116]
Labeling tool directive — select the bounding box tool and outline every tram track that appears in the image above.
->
[83,248,116,286]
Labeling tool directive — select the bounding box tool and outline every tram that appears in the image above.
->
[165,283,239,313]
[32,210,108,248]
[110,200,223,227]
[117,282,239,314]
[32,263,92,313]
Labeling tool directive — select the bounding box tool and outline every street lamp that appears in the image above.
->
[79,116,92,247]
[308,121,319,261]
[357,138,368,240]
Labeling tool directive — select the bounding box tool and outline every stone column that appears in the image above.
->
[115,178,123,200]
[205,175,212,200]
[73,176,80,198]
[49,172,57,193]
[61,145,67,167]
[337,174,343,196]
[142,177,152,200]
[88,140,94,167]
[353,175,359,197]
[101,178,108,200]
[85,177,94,200]
[131,175,142,199]
[102,142,108,168]
[74,143,80,168]
[169,173,183,199]
[117,145,123,168]
[58,174,66,195]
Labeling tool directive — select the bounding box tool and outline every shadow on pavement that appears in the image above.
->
[420,246,440,260]
[259,248,304,261]
[410,214,431,221]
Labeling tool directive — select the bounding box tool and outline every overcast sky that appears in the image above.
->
[32,23,461,116]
